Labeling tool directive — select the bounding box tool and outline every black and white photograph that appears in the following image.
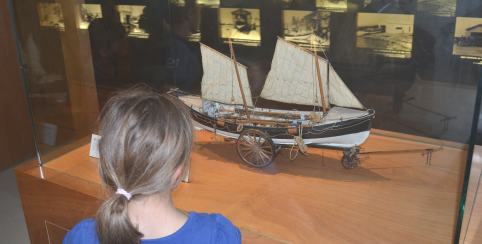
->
[78,4,102,29]
[417,0,456,17]
[283,10,330,51]
[198,0,220,8]
[219,8,261,46]
[357,13,414,54]
[453,17,482,57]
[117,5,149,38]
[316,0,347,12]
[179,0,220,7]
[37,3,64,30]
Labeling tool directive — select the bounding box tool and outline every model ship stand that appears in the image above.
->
[172,29,441,169]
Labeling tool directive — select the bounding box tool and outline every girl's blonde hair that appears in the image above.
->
[95,87,195,244]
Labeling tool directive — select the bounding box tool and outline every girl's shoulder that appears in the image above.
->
[63,213,241,244]
[186,212,242,244]
[63,218,99,244]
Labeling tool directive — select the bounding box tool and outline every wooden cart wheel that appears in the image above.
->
[341,155,358,169]
[237,129,276,167]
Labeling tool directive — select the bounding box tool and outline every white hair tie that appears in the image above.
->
[116,188,132,200]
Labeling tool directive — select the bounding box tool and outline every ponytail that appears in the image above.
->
[96,194,143,244]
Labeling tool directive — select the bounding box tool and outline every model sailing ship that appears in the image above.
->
[171,30,376,169]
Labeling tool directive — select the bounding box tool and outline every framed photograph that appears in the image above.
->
[37,3,65,30]
[78,4,102,29]
[357,13,414,58]
[453,17,482,57]
[283,10,330,51]
[117,5,149,38]
[316,0,347,12]
[219,8,261,46]
[198,0,220,8]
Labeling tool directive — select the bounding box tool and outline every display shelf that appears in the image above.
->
[16,130,481,243]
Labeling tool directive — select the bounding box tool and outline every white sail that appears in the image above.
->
[260,38,364,109]
[326,63,364,109]
[200,43,253,107]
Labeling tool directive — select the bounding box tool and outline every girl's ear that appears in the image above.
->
[172,164,185,189]
[174,164,185,179]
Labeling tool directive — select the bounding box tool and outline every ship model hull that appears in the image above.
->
[177,95,375,149]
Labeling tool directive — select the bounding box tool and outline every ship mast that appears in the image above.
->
[229,38,251,118]
[311,27,327,115]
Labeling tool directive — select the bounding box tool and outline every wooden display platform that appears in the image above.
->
[15,130,481,243]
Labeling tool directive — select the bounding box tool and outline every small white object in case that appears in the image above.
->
[90,134,101,159]
[182,157,191,183]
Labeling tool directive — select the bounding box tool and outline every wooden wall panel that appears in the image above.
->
[45,222,69,244]
[15,162,102,244]
[0,0,36,171]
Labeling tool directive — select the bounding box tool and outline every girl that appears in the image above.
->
[64,88,241,244]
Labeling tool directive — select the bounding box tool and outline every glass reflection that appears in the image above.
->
[88,2,131,90]
[74,0,476,143]
[87,0,202,103]
[417,0,456,17]
[165,0,202,92]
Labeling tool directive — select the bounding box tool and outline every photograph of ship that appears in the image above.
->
[316,0,347,12]
[219,8,261,46]
[417,0,456,17]
[78,4,102,29]
[283,10,330,51]
[356,13,414,54]
[117,5,149,38]
[453,17,482,57]
[37,3,64,30]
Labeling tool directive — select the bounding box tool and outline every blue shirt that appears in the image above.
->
[63,212,241,244]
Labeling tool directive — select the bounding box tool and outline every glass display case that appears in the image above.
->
[9,0,482,243]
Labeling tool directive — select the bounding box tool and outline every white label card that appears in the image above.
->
[90,134,101,159]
